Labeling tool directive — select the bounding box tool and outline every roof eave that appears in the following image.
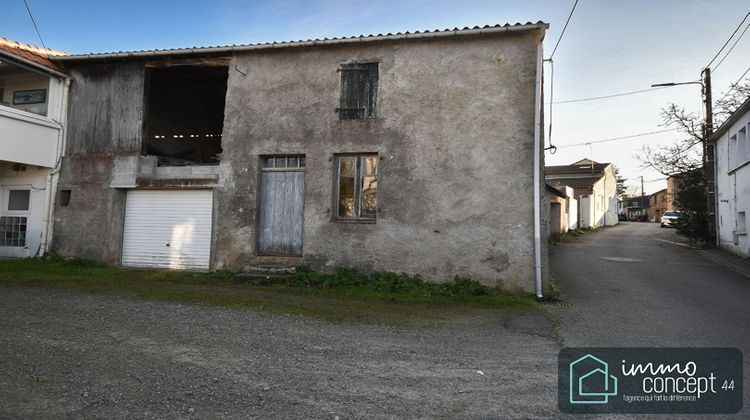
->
[52,22,549,62]
[0,49,69,79]
[711,96,750,142]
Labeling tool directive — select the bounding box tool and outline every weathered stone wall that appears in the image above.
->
[52,155,126,264]
[216,32,542,291]
[51,62,145,263]
[51,30,545,293]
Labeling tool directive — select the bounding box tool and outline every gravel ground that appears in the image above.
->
[0,287,560,418]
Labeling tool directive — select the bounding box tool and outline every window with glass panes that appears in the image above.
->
[261,155,306,170]
[335,154,378,221]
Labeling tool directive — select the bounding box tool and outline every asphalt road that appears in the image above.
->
[550,221,750,416]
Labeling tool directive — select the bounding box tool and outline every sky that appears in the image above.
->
[2,0,749,194]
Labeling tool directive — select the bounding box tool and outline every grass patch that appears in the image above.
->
[547,277,562,298]
[0,258,536,325]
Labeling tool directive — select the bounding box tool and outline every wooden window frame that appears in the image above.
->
[334,154,378,223]
[260,154,306,172]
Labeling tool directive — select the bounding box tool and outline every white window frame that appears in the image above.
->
[0,187,31,248]
[3,187,31,216]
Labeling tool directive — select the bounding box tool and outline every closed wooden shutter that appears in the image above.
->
[339,63,378,119]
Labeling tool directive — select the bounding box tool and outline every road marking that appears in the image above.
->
[654,238,694,248]
[599,257,643,263]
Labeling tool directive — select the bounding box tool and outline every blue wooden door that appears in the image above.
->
[258,168,305,255]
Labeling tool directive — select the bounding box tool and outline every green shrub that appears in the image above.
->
[287,268,498,298]
[437,276,493,297]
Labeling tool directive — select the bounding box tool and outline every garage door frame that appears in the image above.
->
[121,189,214,270]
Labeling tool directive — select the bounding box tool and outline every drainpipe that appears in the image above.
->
[533,41,544,299]
[39,77,70,256]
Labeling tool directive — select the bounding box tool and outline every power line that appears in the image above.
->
[716,66,750,103]
[706,11,750,69]
[555,128,679,149]
[550,86,667,104]
[549,0,580,59]
[713,22,750,71]
[22,0,48,56]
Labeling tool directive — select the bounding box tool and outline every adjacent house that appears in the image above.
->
[45,23,550,294]
[713,96,750,257]
[647,188,669,222]
[0,39,69,258]
[619,195,649,221]
[546,184,577,240]
[666,174,682,211]
[545,159,618,228]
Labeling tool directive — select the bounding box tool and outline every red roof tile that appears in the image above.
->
[0,38,68,72]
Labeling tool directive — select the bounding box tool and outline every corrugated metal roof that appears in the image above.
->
[52,21,548,61]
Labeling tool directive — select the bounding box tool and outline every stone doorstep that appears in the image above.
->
[236,256,302,284]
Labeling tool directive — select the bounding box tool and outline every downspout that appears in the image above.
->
[39,77,70,256]
[533,40,544,299]
[713,142,721,244]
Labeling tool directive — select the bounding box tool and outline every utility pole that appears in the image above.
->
[641,175,645,219]
[652,68,717,244]
[702,68,716,246]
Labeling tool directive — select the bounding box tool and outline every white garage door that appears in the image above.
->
[122,190,213,270]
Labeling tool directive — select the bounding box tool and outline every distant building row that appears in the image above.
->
[545,158,619,237]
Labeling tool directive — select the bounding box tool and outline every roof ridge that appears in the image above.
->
[52,21,548,59]
[0,37,69,57]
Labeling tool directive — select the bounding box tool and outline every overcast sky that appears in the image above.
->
[2,0,748,194]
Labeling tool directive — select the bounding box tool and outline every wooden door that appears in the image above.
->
[258,156,305,255]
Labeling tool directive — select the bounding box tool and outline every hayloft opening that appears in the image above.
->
[144,65,228,166]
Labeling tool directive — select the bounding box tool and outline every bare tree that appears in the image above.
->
[714,77,750,125]
[641,104,704,176]
[639,77,749,243]
[641,77,750,176]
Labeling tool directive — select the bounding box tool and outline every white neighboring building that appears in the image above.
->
[714,97,750,257]
[0,39,69,258]
[545,159,618,229]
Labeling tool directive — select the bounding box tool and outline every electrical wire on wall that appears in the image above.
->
[543,0,580,154]
[545,58,557,153]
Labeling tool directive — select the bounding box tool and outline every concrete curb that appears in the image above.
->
[697,249,750,279]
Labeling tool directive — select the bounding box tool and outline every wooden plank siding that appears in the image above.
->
[65,62,146,156]
[258,171,304,255]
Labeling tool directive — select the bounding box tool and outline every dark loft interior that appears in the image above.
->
[145,65,228,165]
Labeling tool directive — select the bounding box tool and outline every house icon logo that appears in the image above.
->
[569,354,618,404]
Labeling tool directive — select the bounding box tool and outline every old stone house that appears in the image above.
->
[546,184,577,240]
[43,22,549,294]
[545,159,618,228]
[647,188,669,222]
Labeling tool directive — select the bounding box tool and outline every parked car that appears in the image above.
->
[618,213,628,221]
[661,211,681,228]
